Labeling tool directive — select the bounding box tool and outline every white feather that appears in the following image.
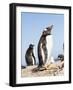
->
[44,28,47,31]
[46,35,53,64]
[50,57,55,63]
[32,57,34,65]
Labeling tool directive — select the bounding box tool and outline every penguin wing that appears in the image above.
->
[32,52,36,64]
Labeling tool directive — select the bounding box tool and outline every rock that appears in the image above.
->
[21,61,64,77]
[58,61,64,69]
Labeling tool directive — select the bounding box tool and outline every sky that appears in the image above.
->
[21,12,64,66]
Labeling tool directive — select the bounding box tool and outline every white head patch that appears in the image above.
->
[44,28,47,31]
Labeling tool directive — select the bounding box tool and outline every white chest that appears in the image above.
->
[40,35,53,64]
[32,57,35,65]
[46,35,53,60]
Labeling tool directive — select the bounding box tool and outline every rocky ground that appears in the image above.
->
[21,61,64,77]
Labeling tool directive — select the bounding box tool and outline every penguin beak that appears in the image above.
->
[47,25,53,31]
[50,25,53,29]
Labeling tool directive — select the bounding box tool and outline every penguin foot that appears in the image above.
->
[32,65,47,72]
[38,67,47,71]
[37,65,47,71]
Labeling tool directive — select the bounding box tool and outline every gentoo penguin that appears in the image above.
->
[58,54,64,61]
[38,25,53,67]
[25,44,36,66]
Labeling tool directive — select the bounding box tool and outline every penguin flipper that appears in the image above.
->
[32,52,36,65]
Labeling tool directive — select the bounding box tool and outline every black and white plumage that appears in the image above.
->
[38,25,53,67]
[25,44,36,66]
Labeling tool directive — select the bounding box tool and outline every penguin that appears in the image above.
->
[38,25,53,67]
[58,54,64,61]
[25,44,36,66]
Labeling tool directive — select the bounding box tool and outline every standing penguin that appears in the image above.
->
[25,44,36,66]
[38,25,53,67]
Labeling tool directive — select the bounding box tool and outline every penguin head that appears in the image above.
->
[58,54,64,61]
[29,44,34,49]
[42,25,53,36]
